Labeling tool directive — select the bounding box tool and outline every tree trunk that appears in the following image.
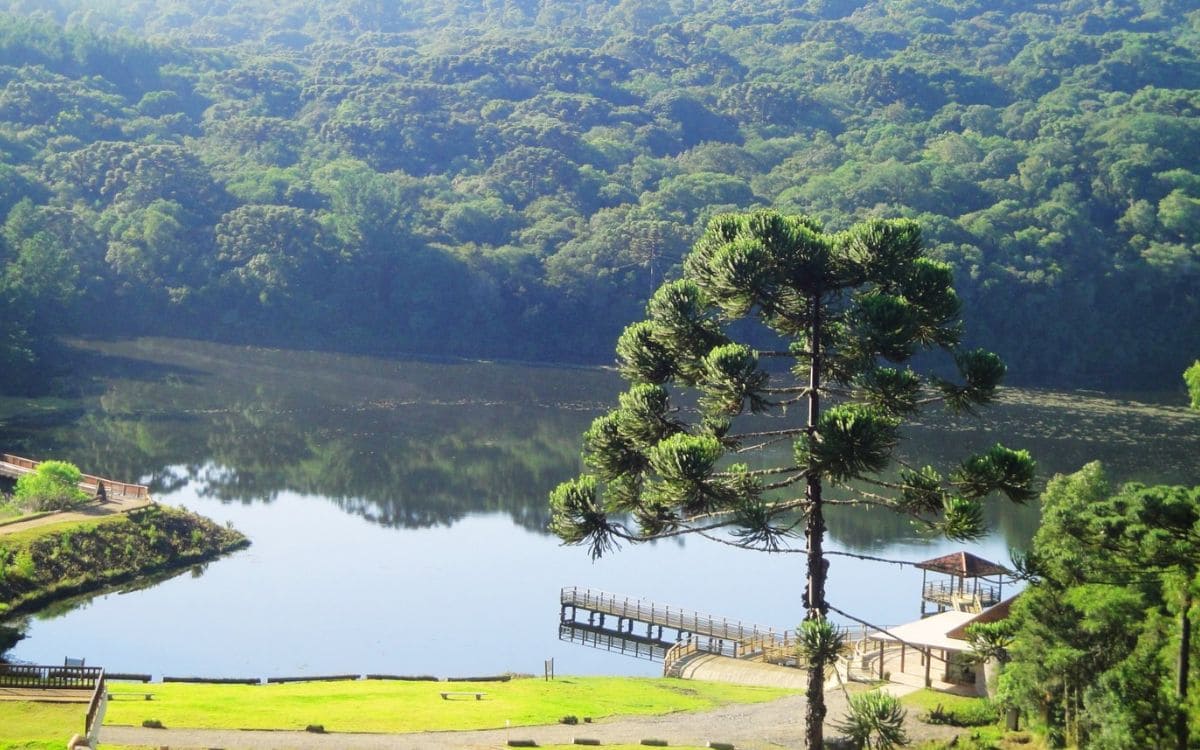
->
[804,296,827,750]
[1177,590,1191,750]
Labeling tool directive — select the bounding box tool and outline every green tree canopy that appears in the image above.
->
[1000,462,1200,749]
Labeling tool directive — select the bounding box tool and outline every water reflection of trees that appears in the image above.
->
[5,340,1199,548]
[47,398,594,533]
[8,339,612,533]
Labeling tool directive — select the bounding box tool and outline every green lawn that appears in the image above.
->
[0,701,85,750]
[103,676,795,733]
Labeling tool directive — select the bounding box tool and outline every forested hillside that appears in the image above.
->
[0,0,1196,388]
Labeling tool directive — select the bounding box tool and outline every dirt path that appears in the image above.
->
[0,496,154,536]
[100,688,962,749]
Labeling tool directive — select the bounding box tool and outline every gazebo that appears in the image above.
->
[916,551,1011,616]
[855,596,1019,694]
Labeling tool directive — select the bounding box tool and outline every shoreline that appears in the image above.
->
[0,505,249,629]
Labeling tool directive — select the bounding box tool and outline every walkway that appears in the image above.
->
[671,653,809,690]
[0,494,154,536]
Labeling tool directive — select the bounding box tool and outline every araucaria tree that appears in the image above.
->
[550,210,1035,749]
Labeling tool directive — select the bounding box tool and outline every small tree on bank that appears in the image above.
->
[14,460,89,512]
[550,210,1035,749]
[1186,360,1200,410]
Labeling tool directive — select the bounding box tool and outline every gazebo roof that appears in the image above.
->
[915,551,1010,578]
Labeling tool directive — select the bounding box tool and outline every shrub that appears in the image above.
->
[12,549,35,580]
[15,461,89,512]
[924,700,999,727]
[560,715,579,725]
[1186,359,1200,410]
[141,718,164,728]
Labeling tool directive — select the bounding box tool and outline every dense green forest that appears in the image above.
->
[0,0,1196,389]
[1001,463,1199,748]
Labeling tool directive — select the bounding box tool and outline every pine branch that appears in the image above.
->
[713,464,804,479]
[763,472,808,490]
[837,485,905,508]
[735,435,795,454]
[824,497,899,510]
[728,427,808,440]
[858,476,910,492]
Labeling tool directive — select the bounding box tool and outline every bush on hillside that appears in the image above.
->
[14,461,90,512]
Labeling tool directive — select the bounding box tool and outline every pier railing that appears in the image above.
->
[561,586,781,642]
[561,586,800,666]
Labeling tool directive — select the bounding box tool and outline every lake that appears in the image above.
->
[2,338,1198,678]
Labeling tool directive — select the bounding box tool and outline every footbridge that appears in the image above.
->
[559,586,797,667]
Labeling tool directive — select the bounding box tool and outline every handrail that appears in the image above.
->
[84,669,106,739]
[663,639,698,675]
[561,586,782,642]
[922,580,1001,607]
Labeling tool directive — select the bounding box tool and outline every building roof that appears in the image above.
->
[945,596,1018,641]
[870,610,977,652]
[915,551,1011,578]
[870,596,1019,652]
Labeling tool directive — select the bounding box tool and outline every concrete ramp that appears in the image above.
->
[673,653,809,690]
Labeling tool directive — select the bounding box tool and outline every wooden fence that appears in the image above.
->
[0,664,104,689]
[0,454,149,499]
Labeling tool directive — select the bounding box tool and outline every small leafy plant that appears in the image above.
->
[834,690,908,750]
[15,461,89,512]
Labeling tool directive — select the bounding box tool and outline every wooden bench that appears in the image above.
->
[107,691,154,700]
[440,691,486,700]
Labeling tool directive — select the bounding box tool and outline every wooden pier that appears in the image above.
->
[559,587,796,666]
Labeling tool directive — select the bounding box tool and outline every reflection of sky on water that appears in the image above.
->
[9,475,1016,677]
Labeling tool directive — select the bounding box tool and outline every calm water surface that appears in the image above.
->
[3,338,1198,677]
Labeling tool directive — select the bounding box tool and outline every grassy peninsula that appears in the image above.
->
[0,505,248,617]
